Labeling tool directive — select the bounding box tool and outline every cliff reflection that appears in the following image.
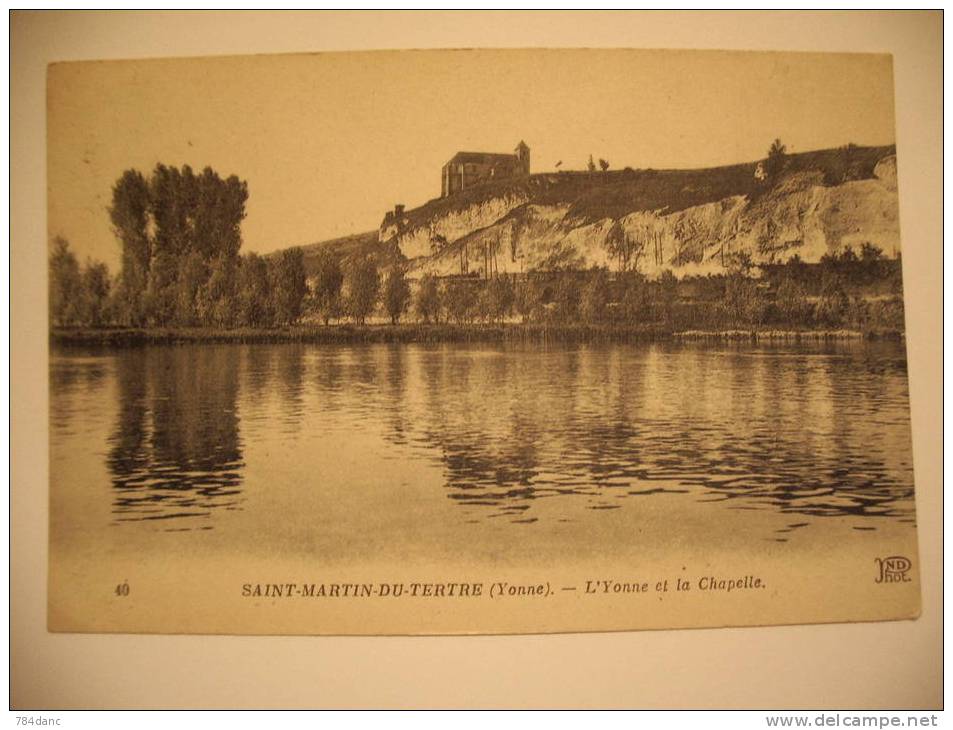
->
[369,342,916,528]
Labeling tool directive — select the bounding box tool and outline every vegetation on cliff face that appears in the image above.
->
[286,143,898,284]
[403,143,893,229]
[372,144,899,278]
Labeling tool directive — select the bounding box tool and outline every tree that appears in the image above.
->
[890,252,904,297]
[201,254,239,327]
[816,273,849,326]
[192,167,248,261]
[513,277,544,323]
[150,163,193,259]
[581,269,610,323]
[382,266,411,325]
[838,246,858,265]
[606,222,642,272]
[139,165,189,325]
[443,278,477,324]
[725,250,754,277]
[551,275,580,323]
[109,164,248,328]
[479,276,514,324]
[49,237,82,326]
[722,275,766,326]
[144,251,178,326]
[774,278,810,325]
[236,253,271,326]
[605,222,624,271]
[79,259,111,326]
[765,138,787,181]
[826,142,858,185]
[174,251,207,326]
[847,293,869,330]
[149,163,247,263]
[657,269,679,325]
[860,242,884,262]
[310,249,344,325]
[587,154,597,173]
[599,158,610,172]
[785,252,807,278]
[269,248,308,325]
[109,170,151,326]
[345,256,380,325]
[619,272,649,325]
[414,274,441,324]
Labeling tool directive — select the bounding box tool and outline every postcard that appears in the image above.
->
[46,48,919,635]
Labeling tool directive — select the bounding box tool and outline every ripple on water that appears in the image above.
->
[49,341,917,547]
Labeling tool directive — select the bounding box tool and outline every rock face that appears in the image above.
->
[382,193,530,260]
[381,150,900,279]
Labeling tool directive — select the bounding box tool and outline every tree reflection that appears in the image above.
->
[376,342,916,527]
[106,346,243,529]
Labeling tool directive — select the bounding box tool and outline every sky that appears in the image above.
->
[47,48,896,270]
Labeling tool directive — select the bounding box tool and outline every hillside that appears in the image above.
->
[292,230,389,277]
[296,144,899,279]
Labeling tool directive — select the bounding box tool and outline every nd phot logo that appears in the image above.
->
[874,555,912,584]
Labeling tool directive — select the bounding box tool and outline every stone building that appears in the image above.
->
[441,141,530,197]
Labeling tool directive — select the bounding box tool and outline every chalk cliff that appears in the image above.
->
[377,147,899,279]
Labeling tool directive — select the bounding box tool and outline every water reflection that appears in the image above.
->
[51,339,916,541]
[106,347,244,530]
[370,341,916,528]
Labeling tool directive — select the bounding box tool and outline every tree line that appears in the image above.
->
[395,257,902,333]
[50,234,315,329]
[51,164,314,328]
[51,235,904,335]
[308,244,904,333]
[50,164,903,333]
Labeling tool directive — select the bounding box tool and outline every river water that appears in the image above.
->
[49,340,917,571]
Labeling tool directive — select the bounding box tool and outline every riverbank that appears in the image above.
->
[672,328,904,341]
[51,323,669,346]
[50,323,905,346]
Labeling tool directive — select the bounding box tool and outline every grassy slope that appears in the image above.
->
[291,230,387,276]
[400,144,895,230]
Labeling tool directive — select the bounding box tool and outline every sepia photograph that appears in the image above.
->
[43,46,923,637]
[10,7,944,714]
